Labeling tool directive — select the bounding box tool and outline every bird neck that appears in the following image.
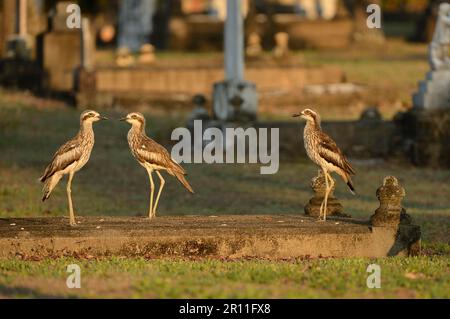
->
[305,119,321,131]
[80,121,94,136]
[130,123,145,135]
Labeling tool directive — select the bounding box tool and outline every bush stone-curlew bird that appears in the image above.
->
[293,108,355,221]
[121,112,194,218]
[40,110,108,226]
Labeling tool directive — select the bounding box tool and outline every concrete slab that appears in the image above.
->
[0,215,421,259]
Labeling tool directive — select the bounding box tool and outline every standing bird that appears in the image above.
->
[293,108,355,221]
[121,112,194,219]
[40,110,107,226]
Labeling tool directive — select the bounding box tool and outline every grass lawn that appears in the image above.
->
[0,257,448,298]
[0,41,448,298]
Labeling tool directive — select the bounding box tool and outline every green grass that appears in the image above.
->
[0,257,448,298]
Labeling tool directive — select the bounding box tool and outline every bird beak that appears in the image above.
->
[292,113,301,118]
[119,117,127,121]
[99,116,108,121]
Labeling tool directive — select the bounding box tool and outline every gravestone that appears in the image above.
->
[413,3,450,110]
[42,2,95,91]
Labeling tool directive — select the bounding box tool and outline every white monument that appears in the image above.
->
[212,0,258,122]
[413,3,450,110]
[429,3,450,71]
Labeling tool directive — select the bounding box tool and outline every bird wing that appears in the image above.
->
[40,137,83,182]
[317,131,355,175]
[135,136,185,174]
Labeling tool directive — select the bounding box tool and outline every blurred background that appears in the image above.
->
[0,0,447,116]
[0,0,449,250]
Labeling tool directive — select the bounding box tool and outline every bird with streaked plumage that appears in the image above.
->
[293,108,355,221]
[121,112,194,219]
[40,110,108,226]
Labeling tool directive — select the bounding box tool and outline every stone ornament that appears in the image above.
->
[246,32,262,58]
[138,43,156,65]
[115,47,135,67]
[304,170,348,217]
[273,32,290,59]
[370,176,412,227]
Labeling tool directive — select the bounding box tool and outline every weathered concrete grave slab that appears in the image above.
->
[0,215,420,259]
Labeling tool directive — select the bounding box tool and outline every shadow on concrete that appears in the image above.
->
[387,223,421,257]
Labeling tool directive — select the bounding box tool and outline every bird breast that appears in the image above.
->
[303,124,322,166]
[76,134,95,170]
[127,129,141,157]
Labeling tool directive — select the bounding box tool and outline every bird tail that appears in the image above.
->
[41,174,62,202]
[174,172,194,194]
[346,175,356,195]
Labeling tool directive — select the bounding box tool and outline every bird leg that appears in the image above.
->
[319,197,325,219]
[321,169,330,221]
[147,169,155,219]
[153,171,165,218]
[66,171,76,226]
[323,172,335,221]
[327,173,335,195]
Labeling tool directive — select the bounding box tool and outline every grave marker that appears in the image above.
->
[212,0,257,122]
[413,3,450,110]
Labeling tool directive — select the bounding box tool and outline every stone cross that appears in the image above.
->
[370,176,412,227]
[224,0,244,82]
[212,0,258,122]
[81,18,95,70]
[304,170,348,217]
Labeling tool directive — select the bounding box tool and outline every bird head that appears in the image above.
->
[292,108,320,124]
[120,112,146,127]
[80,110,108,124]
